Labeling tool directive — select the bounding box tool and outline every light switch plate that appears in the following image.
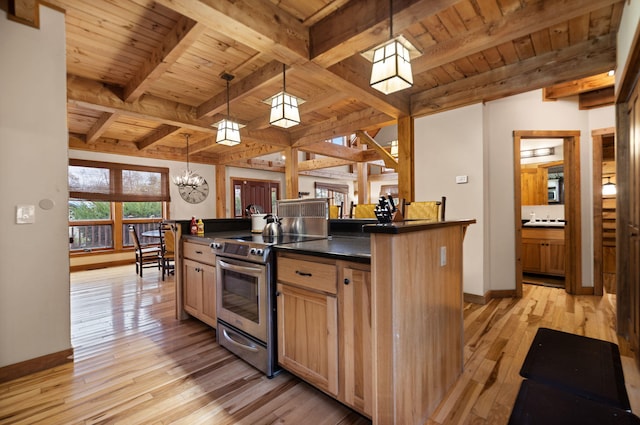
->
[16,204,36,224]
[456,175,468,184]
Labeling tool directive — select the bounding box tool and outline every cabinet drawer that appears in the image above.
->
[183,241,215,265]
[278,255,337,294]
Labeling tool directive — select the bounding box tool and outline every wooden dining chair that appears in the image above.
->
[329,201,344,219]
[349,202,377,218]
[128,225,161,277]
[160,222,175,280]
[402,196,446,222]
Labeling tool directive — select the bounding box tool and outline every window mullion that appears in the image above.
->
[113,202,123,250]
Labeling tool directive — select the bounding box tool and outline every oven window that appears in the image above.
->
[221,269,259,323]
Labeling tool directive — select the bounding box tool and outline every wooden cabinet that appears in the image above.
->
[276,252,372,417]
[338,262,372,416]
[277,253,339,397]
[182,241,216,327]
[522,228,565,276]
[521,166,548,205]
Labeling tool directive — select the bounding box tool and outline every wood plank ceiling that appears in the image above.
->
[10,0,621,171]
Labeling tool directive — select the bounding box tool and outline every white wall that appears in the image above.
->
[410,92,615,296]
[415,104,487,296]
[485,91,614,291]
[0,8,71,367]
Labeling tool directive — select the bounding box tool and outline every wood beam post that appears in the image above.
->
[397,116,414,202]
[357,162,369,204]
[284,146,299,199]
[215,165,226,218]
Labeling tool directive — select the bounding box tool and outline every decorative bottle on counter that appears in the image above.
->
[197,219,204,236]
[190,216,197,235]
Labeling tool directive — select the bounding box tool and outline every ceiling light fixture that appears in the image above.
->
[216,73,241,146]
[367,0,415,95]
[520,147,555,158]
[172,134,204,188]
[269,64,301,128]
[602,176,617,196]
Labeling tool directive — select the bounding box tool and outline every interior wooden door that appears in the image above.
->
[232,178,280,216]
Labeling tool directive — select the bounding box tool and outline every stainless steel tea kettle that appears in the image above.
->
[262,214,282,238]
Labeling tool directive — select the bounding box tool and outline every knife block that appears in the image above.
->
[392,210,404,222]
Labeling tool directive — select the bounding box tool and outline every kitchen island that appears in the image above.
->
[174,218,475,425]
[274,219,475,425]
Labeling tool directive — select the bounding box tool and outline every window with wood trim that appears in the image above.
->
[315,182,348,208]
[68,160,170,253]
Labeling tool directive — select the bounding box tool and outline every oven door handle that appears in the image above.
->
[217,259,263,276]
[221,328,259,353]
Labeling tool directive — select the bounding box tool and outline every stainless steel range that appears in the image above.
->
[210,198,329,378]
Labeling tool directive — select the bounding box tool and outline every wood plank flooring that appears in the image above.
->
[1,266,639,424]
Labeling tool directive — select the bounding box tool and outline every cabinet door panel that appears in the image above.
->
[547,240,566,276]
[200,263,217,327]
[277,283,338,396]
[341,266,372,416]
[522,239,542,273]
[183,259,202,316]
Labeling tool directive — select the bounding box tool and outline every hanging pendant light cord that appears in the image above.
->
[185,134,190,171]
[389,0,393,40]
[283,64,286,92]
[226,80,230,120]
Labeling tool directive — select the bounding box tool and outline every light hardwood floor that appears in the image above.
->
[1,266,639,424]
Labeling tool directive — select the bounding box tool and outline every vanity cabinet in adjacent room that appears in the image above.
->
[522,227,566,276]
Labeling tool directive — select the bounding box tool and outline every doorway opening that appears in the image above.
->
[592,127,616,296]
[513,130,582,297]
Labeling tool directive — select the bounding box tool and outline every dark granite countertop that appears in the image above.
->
[363,219,476,234]
[273,235,371,264]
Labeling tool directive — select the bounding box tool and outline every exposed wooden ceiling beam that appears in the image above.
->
[304,60,410,118]
[543,72,615,99]
[579,87,615,109]
[298,141,365,161]
[245,90,348,131]
[156,0,408,119]
[298,156,355,171]
[292,107,394,147]
[154,0,309,66]
[67,75,218,134]
[299,168,356,180]
[136,125,181,150]
[196,60,285,118]
[411,0,621,75]
[310,0,459,68]
[86,112,120,144]
[124,17,206,102]
[226,158,285,173]
[356,130,397,170]
[69,133,219,164]
[217,143,285,165]
[411,33,616,117]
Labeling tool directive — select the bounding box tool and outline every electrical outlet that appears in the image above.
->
[455,175,468,184]
[440,246,447,266]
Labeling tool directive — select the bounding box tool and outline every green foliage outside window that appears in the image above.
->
[69,200,111,221]
[123,202,162,218]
